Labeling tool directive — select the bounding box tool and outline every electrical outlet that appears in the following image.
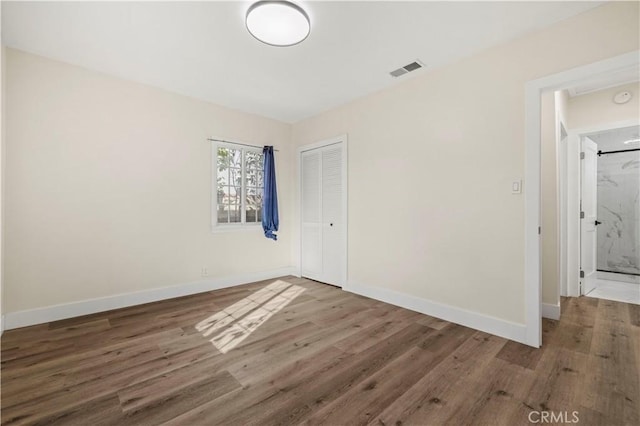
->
[201,267,209,277]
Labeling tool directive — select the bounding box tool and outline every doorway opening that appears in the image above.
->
[525,51,639,347]
[580,125,640,303]
[555,98,639,306]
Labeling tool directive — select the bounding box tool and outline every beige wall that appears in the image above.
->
[4,48,293,314]
[568,82,640,129]
[292,2,639,325]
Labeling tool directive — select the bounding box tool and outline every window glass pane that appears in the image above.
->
[245,188,257,223]
[255,193,263,212]
[217,148,241,182]
[221,186,230,204]
[245,151,263,171]
[217,148,229,187]
[220,147,240,172]
[217,171,229,186]
[217,147,242,204]
[217,208,229,223]
[246,169,259,188]
[229,168,242,188]
[216,184,228,223]
[217,147,231,169]
[219,186,240,205]
[229,204,241,223]
[229,149,242,168]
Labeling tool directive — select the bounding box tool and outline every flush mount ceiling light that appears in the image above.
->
[246,1,310,47]
[613,90,632,104]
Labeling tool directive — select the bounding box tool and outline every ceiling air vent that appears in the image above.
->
[389,60,424,78]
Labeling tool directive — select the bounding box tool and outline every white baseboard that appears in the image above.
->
[4,266,296,330]
[345,281,530,346]
[541,302,561,320]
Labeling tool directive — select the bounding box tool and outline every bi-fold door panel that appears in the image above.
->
[301,150,322,280]
[321,145,344,286]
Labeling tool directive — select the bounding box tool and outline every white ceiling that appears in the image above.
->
[2,1,604,123]
[588,125,640,152]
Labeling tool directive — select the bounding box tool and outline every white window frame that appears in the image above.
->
[212,140,264,232]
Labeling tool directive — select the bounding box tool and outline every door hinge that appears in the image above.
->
[538,226,541,235]
[580,270,585,278]
[580,211,585,219]
[580,152,585,160]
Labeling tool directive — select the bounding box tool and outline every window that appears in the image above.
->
[214,142,264,229]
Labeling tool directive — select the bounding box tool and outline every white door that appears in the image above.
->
[580,137,598,295]
[301,150,323,281]
[301,141,346,287]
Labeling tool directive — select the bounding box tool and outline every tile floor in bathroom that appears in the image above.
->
[586,278,640,305]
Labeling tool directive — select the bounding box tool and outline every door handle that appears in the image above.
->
[595,220,601,226]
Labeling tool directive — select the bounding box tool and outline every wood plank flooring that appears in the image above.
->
[1,276,638,425]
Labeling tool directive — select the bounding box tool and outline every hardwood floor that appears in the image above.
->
[1,276,638,425]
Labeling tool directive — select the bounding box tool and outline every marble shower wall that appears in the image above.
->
[597,150,640,276]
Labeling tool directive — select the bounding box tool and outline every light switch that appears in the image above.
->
[512,180,522,194]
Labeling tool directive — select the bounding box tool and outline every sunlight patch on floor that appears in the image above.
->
[196,280,305,353]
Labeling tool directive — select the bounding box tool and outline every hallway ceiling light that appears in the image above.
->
[246,1,310,47]
[613,90,632,104]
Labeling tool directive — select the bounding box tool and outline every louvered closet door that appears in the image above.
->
[301,150,322,281]
[301,143,344,287]
[321,145,344,286]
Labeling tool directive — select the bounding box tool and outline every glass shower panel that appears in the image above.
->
[596,150,640,276]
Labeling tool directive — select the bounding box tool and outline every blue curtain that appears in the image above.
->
[262,146,279,240]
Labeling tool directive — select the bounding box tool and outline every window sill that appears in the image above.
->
[211,224,263,234]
